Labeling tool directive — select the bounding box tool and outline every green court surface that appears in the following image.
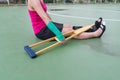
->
[0,4,120,80]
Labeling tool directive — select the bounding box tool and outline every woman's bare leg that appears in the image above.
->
[62,24,103,40]
[74,28,102,40]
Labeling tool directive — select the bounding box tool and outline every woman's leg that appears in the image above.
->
[62,24,103,40]
[74,28,103,39]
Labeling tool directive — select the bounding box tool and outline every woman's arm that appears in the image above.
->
[30,0,51,24]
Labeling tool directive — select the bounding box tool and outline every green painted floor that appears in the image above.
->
[0,4,120,80]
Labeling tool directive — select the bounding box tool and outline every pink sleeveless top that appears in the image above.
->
[28,0,47,34]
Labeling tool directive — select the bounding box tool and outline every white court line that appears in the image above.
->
[72,8,120,13]
[48,12,120,22]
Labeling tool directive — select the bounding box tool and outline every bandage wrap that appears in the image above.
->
[47,21,65,41]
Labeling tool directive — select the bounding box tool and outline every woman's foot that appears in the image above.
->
[95,17,102,28]
[94,21,106,38]
[98,22,106,37]
[91,17,103,32]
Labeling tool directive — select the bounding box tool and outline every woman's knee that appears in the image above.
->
[62,24,73,33]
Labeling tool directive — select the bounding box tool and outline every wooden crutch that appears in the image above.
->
[24,24,94,58]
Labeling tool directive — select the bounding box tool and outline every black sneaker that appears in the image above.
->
[95,17,102,29]
[73,26,83,30]
[91,17,103,32]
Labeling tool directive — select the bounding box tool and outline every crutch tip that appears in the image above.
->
[24,45,37,58]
